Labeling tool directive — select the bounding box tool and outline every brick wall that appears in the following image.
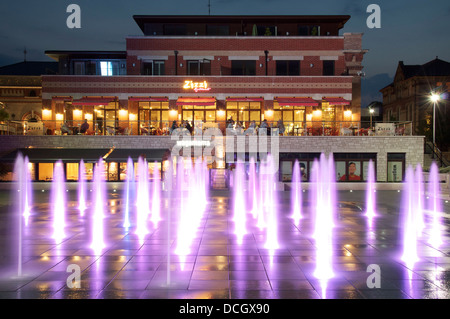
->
[0,135,424,182]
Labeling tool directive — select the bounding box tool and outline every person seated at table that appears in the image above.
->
[116,126,125,135]
[61,121,71,135]
[80,119,89,134]
[169,120,178,134]
[140,125,149,135]
[276,119,285,136]
[259,119,270,135]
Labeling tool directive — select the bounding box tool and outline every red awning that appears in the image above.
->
[276,97,318,107]
[226,97,264,102]
[176,98,216,106]
[128,97,168,102]
[323,97,350,105]
[72,97,116,106]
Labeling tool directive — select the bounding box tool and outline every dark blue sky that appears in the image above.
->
[1,0,449,105]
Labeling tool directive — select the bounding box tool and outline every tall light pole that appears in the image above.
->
[430,93,441,158]
[369,107,375,129]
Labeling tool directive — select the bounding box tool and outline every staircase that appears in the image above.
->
[424,141,450,169]
[210,169,229,190]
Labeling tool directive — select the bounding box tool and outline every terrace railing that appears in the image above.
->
[0,120,413,137]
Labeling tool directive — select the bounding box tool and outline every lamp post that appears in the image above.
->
[369,107,375,129]
[430,93,441,158]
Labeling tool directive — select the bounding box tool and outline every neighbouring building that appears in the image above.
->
[380,57,450,144]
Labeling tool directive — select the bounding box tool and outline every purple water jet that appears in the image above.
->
[312,154,336,282]
[78,159,87,216]
[150,161,162,226]
[123,157,135,229]
[90,159,106,254]
[51,161,66,243]
[427,162,443,249]
[135,156,150,243]
[232,160,247,245]
[365,159,376,225]
[263,154,279,251]
[291,159,303,225]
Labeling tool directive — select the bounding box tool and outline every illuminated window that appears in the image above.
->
[38,163,54,181]
[66,163,79,181]
[100,61,113,76]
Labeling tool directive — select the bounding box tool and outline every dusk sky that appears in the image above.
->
[1,0,449,105]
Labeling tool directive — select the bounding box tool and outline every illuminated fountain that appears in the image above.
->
[232,160,247,244]
[10,153,32,277]
[122,157,135,229]
[78,159,88,216]
[150,161,162,226]
[135,156,150,243]
[365,159,376,227]
[291,159,303,226]
[427,162,443,249]
[401,166,419,269]
[51,161,66,243]
[248,157,259,219]
[414,164,425,237]
[175,157,209,264]
[263,154,279,251]
[311,153,336,298]
[90,158,106,254]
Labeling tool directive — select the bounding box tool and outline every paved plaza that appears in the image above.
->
[0,188,449,300]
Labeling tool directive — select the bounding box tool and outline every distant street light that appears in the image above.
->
[430,92,441,158]
[369,107,375,129]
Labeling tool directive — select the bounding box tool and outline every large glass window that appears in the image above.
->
[334,153,377,182]
[273,102,306,135]
[92,101,117,135]
[226,101,261,128]
[278,153,321,182]
[187,60,211,75]
[298,25,320,36]
[231,60,256,76]
[387,153,405,182]
[38,163,53,181]
[139,101,169,134]
[181,103,216,126]
[142,61,165,75]
[66,163,79,181]
[276,60,300,76]
[323,60,335,76]
[206,25,229,35]
[72,60,125,76]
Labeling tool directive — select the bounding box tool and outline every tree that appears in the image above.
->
[0,108,9,121]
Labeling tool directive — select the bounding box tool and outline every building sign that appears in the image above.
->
[183,80,211,93]
[26,122,44,135]
[375,123,395,136]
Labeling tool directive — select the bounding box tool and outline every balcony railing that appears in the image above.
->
[0,120,413,137]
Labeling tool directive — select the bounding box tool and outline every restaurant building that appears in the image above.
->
[41,15,366,136]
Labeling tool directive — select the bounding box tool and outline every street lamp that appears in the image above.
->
[430,92,441,158]
[369,107,375,129]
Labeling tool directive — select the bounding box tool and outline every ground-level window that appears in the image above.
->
[387,153,405,182]
[279,153,321,182]
[334,153,377,182]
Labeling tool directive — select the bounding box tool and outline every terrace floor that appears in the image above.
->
[0,189,449,300]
